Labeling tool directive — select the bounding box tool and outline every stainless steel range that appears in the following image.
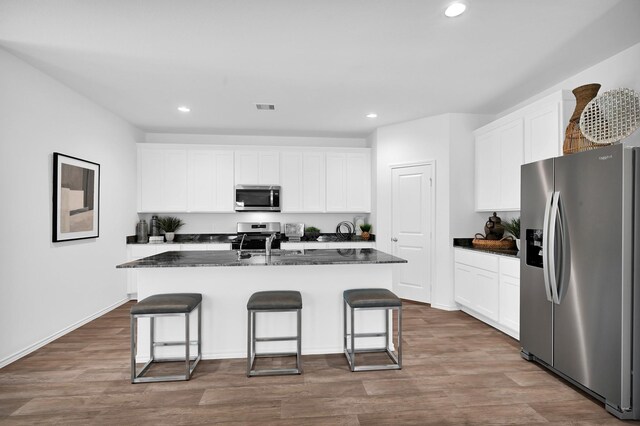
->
[232,222,281,251]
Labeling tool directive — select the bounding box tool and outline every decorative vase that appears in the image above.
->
[516,239,521,251]
[165,232,175,242]
[563,83,604,155]
[361,231,370,241]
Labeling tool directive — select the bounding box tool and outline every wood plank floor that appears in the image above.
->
[0,301,633,425]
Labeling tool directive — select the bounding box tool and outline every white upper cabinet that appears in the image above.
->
[234,151,280,185]
[475,118,523,211]
[281,150,326,212]
[474,90,573,212]
[138,144,370,214]
[280,151,303,211]
[138,145,188,212]
[326,151,371,212]
[523,92,574,164]
[187,149,234,212]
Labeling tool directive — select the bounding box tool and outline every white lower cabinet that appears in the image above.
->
[454,248,519,339]
[498,257,520,335]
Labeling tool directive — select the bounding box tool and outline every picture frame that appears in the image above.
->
[52,152,100,242]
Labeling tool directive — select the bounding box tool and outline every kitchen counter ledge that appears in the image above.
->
[453,238,519,258]
[117,248,406,268]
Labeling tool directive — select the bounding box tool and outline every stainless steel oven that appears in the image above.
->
[235,185,281,212]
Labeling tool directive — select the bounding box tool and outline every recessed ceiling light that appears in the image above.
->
[177,106,191,112]
[366,113,378,118]
[445,2,466,17]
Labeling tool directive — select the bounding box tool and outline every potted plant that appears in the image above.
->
[360,223,372,241]
[304,226,320,241]
[157,216,185,242]
[503,217,520,250]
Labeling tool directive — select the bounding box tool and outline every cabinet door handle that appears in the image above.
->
[391,237,398,242]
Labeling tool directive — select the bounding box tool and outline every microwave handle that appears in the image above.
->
[270,190,274,207]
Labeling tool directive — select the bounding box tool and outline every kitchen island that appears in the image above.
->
[117,248,407,361]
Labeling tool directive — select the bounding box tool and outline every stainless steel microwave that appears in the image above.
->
[235,185,281,212]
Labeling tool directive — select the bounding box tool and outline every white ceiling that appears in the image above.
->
[1,0,639,138]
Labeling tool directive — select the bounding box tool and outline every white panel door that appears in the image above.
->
[326,153,347,212]
[391,163,433,303]
[302,152,325,212]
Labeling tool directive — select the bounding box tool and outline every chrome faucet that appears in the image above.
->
[237,233,247,259]
[265,233,276,256]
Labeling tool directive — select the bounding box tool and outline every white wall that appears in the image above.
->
[0,48,140,367]
[146,133,368,148]
[138,212,369,234]
[500,42,640,119]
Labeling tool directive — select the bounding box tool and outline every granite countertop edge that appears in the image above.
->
[117,248,405,269]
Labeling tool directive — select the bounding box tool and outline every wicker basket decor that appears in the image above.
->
[580,87,640,144]
[563,84,608,155]
[472,238,516,250]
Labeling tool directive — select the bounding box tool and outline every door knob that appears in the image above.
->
[391,237,398,242]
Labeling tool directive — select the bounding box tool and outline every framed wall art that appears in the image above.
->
[52,152,100,242]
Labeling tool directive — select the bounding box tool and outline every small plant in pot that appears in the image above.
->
[305,226,320,241]
[360,223,372,241]
[503,217,520,250]
[157,216,185,242]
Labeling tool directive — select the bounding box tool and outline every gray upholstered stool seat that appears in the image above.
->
[131,293,202,315]
[343,288,401,309]
[247,290,303,377]
[130,293,202,383]
[343,288,402,372]
[247,291,303,310]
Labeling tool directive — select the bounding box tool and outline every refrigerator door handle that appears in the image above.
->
[542,191,554,303]
[549,191,561,305]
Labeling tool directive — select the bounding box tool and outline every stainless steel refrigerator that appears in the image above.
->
[520,141,640,420]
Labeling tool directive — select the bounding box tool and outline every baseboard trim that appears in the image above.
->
[0,297,130,369]
[430,302,459,311]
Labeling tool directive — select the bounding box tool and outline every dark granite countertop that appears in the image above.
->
[453,238,519,258]
[116,248,406,268]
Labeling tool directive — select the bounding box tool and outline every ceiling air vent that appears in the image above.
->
[255,103,276,111]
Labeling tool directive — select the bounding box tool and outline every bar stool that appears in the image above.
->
[130,293,202,383]
[246,290,303,377]
[343,288,402,372]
